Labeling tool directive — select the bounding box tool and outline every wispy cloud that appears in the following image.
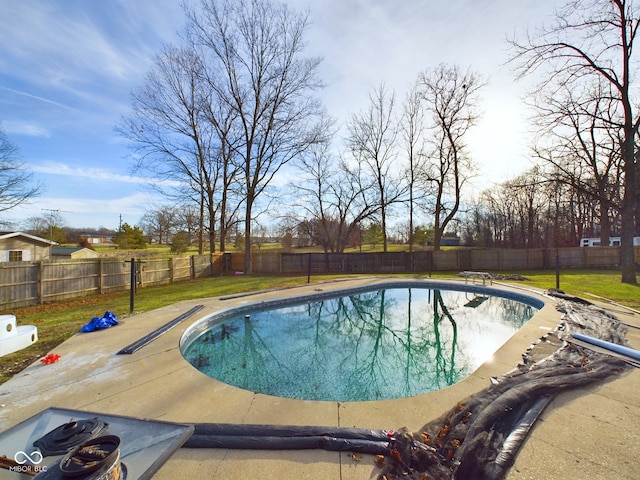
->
[0,1,181,107]
[52,191,158,217]
[31,162,147,185]
[0,86,76,111]
[31,161,182,188]
[2,120,51,138]
[8,191,160,229]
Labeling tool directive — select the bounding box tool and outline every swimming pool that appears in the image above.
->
[181,283,542,402]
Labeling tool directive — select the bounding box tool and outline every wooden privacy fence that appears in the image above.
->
[0,247,637,310]
[0,254,225,309]
[252,246,640,274]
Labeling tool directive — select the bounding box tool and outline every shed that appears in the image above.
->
[0,231,57,262]
[51,246,99,260]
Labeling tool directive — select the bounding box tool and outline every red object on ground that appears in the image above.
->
[40,353,61,365]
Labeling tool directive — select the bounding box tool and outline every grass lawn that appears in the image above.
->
[497,269,640,310]
[0,270,637,385]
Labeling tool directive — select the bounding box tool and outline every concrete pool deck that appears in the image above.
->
[0,277,638,479]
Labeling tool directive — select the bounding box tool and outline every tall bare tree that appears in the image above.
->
[418,64,484,250]
[401,82,428,252]
[117,44,227,255]
[0,127,41,224]
[196,75,243,253]
[185,0,326,272]
[510,0,639,284]
[346,83,404,252]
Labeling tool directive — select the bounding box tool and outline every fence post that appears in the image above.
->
[39,260,44,304]
[129,257,136,314]
[98,258,104,294]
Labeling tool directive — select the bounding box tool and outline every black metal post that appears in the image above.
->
[130,257,136,313]
[555,253,560,290]
[307,253,312,284]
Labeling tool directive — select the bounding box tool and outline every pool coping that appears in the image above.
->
[0,276,638,479]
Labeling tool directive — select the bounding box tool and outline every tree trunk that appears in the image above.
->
[244,199,253,274]
[621,100,637,284]
[620,162,637,284]
[599,198,611,248]
[198,198,205,255]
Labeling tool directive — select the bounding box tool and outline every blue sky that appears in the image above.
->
[1,0,564,230]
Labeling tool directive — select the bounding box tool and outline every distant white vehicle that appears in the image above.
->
[580,236,640,247]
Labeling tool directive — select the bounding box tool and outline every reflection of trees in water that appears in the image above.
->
[432,290,461,387]
[462,293,535,330]
[189,322,239,368]
[497,299,536,327]
[183,288,529,401]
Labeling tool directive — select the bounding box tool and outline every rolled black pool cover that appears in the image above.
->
[117,304,204,355]
[488,395,552,480]
[183,423,395,454]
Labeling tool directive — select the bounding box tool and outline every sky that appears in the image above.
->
[0,0,566,230]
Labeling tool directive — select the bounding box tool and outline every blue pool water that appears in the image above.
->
[181,285,540,402]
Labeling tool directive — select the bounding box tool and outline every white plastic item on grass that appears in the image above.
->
[0,314,38,357]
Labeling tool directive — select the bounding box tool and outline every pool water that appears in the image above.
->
[182,286,539,402]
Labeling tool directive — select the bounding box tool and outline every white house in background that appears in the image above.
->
[0,231,57,261]
[80,234,114,245]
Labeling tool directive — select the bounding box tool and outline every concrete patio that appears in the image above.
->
[0,277,638,479]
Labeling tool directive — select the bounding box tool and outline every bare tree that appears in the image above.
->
[0,127,42,224]
[509,0,639,284]
[186,98,243,254]
[290,142,378,253]
[185,0,326,273]
[172,204,201,245]
[532,81,623,248]
[24,211,67,242]
[401,82,428,252]
[417,64,484,251]
[24,215,50,234]
[140,205,179,244]
[346,83,405,252]
[507,167,550,248]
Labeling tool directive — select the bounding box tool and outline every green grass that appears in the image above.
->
[0,269,637,384]
[495,269,640,310]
